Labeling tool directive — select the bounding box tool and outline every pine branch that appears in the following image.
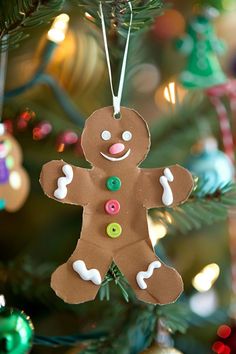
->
[74,0,164,35]
[0,258,131,303]
[80,306,157,354]
[144,92,218,167]
[0,0,65,49]
[157,302,228,335]
[150,182,236,235]
[0,257,54,303]
[99,262,130,302]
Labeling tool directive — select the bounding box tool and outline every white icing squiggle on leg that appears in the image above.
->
[159,167,174,206]
[54,164,73,200]
[73,260,102,285]
[136,261,162,290]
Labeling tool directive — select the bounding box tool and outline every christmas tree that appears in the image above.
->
[1,0,236,353]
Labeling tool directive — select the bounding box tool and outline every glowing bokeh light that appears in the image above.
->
[192,263,220,292]
[47,14,70,43]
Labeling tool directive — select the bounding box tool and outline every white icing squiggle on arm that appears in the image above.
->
[136,261,162,290]
[54,164,73,200]
[159,167,174,206]
[73,260,102,285]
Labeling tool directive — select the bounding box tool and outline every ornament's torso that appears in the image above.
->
[80,167,150,251]
[0,158,9,184]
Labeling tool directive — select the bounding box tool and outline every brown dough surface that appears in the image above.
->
[40,106,194,305]
[0,133,29,212]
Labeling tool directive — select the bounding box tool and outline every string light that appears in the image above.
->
[217,325,232,339]
[47,14,70,44]
[192,263,220,292]
[164,82,176,104]
[212,341,231,354]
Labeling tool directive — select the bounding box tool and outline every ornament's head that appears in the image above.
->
[0,133,21,162]
[81,106,150,168]
[190,15,209,34]
[0,139,11,159]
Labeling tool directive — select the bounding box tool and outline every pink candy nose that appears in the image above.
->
[109,143,125,155]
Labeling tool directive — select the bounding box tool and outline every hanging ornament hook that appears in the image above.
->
[99,1,133,118]
[0,34,9,135]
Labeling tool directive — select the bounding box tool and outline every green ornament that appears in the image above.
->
[176,13,227,89]
[0,307,34,354]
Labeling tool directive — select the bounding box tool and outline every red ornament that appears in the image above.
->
[152,9,185,41]
[212,341,231,354]
[17,109,35,131]
[3,119,14,134]
[56,130,79,152]
[62,131,78,145]
[217,325,232,339]
[212,323,236,353]
[33,121,52,141]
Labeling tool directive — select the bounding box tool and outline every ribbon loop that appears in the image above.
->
[99,2,133,117]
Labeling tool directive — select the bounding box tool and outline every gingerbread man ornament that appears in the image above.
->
[40,107,194,305]
[0,125,29,212]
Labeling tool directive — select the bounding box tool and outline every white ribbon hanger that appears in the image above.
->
[99,1,133,118]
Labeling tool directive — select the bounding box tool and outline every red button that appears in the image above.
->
[105,199,120,215]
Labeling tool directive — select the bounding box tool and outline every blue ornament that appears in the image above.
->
[186,138,234,194]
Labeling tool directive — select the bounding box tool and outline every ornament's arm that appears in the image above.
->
[39,160,91,206]
[210,37,226,55]
[141,165,194,209]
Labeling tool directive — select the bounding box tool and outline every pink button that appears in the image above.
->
[105,199,120,215]
[109,143,125,155]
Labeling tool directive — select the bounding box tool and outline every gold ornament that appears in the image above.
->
[140,343,183,354]
[46,26,105,95]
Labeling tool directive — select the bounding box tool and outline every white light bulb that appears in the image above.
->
[47,14,70,44]
[192,263,220,292]
[164,82,176,104]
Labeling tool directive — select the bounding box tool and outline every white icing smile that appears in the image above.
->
[100,149,131,162]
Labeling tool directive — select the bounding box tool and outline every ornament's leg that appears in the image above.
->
[114,239,183,305]
[51,239,112,304]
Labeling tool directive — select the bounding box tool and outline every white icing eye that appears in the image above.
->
[101,130,111,141]
[122,131,132,141]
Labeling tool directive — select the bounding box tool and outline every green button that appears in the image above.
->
[106,223,122,238]
[106,176,121,191]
